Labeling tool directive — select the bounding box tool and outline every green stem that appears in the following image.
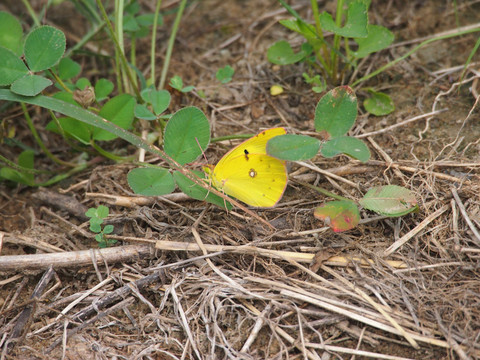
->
[310,0,330,73]
[21,103,77,167]
[96,0,140,98]
[48,70,72,93]
[0,153,50,175]
[278,0,331,77]
[331,0,345,84]
[21,0,41,27]
[293,179,352,202]
[115,0,130,93]
[159,0,188,89]
[352,26,480,87]
[130,34,138,88]
[65,22,106,57]
[38,163,88,187]
[90,140,135,162]
[150,0,163,86]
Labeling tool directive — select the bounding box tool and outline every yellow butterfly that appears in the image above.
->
[205,127,287,207]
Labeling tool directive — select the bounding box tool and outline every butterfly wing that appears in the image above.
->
[215,127,286,169]
[212,153,287,207]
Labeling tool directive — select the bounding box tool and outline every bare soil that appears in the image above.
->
[1,1,480,359]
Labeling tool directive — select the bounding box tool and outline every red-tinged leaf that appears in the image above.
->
[314,200,360,232]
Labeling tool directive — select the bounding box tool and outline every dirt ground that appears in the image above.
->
[1,0,480,359]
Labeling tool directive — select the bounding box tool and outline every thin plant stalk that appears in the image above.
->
[310,0,330,72]
[459,35,480,83]
[90,140,134,162]
[115,0,132,94]
[331,0,345,84]
[352,26,480,87]
[21,0,41,27]
[21,103,76,168]
[294,179,351,202]
[65,22,106,57]
[0,154,49,175]
[150,0,163,86]
[96,0,140,98]
[158,0,188,89]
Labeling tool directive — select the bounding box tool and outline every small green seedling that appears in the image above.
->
[268,0,395,113]
[85,205,116,248]
[216,65,234,84]
[169,75,194,93]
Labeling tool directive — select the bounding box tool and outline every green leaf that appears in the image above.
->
[57,57,81,80]
[85,208,98,218]
[0,11,23,55]
[267,40,306,65]
[180,85,194,93]
[57,117,92,144]
[216,65,234,84]
[127,167,175,196]
[137,13,163,27]
[0,167,34,186]
[267,134,320,161]
[123,14,140,32]
[363,89,395,116]
[18,150,35,182]
[279,19,317,40]
[96,205,110,219]
[314,200,360,232]
[141,88,170,115]
[169,75,184,91]
[164,107,210,165]
[169,76,194,93]
[173,170,231,210]
[103,224,114,234]
[353,24,394,58]
[89,216,103,226]
[359,185,418,217]
[134,104,156,120]
[0,150,35,186]
[321,136,370,162]
[24,25,66,72]
[315,86,357,138]
[0,46,29,86]
[52,91,80,106]
[319,0,368,38]
[93,94,136,141]
[76,77,91,90]
[303,73,326,93]
[10,74,52,96]
[94,78,114,101]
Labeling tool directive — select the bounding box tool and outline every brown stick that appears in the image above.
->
[0,245,154,271]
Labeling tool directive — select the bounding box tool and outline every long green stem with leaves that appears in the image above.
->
[352,26,480,87]
[331,0,345,83]
[20,0,40,27]
[294,179,351,202]
[278,0,331,78]
[95,0,140,98]
[21,103,76,167]
[159,0,187,89]
[150,0,163,86]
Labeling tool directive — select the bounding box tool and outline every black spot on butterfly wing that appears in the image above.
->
[244,149,249,161]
